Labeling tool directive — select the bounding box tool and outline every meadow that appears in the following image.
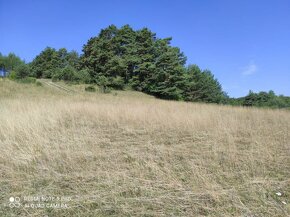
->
[0,79,289,216]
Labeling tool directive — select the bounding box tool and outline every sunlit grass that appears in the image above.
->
[0,79,289,216]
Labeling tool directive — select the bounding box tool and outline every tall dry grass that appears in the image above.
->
[0,80,289,216]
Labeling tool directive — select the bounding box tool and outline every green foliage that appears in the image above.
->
[30,47,59,78]
[58,48,80,69]
[52,66,90,83]
[85,85,96,92]
[142,38,187,100]
[74,69,91,83]
[10,24,287,108]
[51,68,63,81]
[23,25,227,103]
[96,75,111,93]
[183,65,226,103]
[30,47,80,78]
[81,25,189,100]
[15,64,31,79]
[17,77,36,84]
[35,81,42,86]
[61,66,76,81]
[100,87,111,94]
[228,90,290,109]
[0,53,24,71]
[80,25,226,102]
[109,76,125,90]
[8,71,17,80]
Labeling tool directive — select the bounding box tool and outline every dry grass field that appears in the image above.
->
[0,79,289,216]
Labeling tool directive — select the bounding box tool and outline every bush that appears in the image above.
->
[62,66,76,81]
[51,66,91,83]
[75,69,91,83]
[8,71,17,80]
[43,69,53,78]
[99,86,111,93]
[15,64,30,79]
[109,76,125,90]
[17,77,36,84]
[85,86,96,92]
[95,76,111,93]
[35,81,42,86]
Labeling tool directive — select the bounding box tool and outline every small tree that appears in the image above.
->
[109,76,125,90]
[1,53,24,71]
[62,66,76,81]
[96,76,110,93]
[15,64,30,79]
[183,65,225,103]
[75,69,91,83]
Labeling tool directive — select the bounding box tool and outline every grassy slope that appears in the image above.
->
[0,79,289,216]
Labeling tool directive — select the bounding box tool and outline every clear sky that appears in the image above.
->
[0,0,289,97]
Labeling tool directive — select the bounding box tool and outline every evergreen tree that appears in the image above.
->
[81,25,118,80]
[30,47,80,78]
[15,64,30,79]
[146,38,186,100]
[129,28,156,90]
[183,65,225,103]
[80,25,188,100]
[30,47,60,78]
[0,53,24,71]
[113,25,137,82]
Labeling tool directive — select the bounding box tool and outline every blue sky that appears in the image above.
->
[0,0,289,97]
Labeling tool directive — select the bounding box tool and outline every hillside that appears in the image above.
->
[0,80,289,216]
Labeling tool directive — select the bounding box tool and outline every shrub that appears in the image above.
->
[8,71,17,80]
[15,64,30,79]
[62,66,76,81]
[51,68,63,81]
[43,69,53,78]
[99,86,111,93]
[85,86,96,92]
[75,69,91,83]
[96,76,111,93]
[35,81,42,86]
[109,76,125,90]
[52,66,78,82]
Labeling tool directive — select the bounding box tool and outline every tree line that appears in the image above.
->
[1,24,289,108]
[228,90,290,109]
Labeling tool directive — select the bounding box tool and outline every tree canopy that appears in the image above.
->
[3,24,288,108]
[80,25,225,102]
[228,90,290,108]
[0,52,24,71]
[30,47,80,78]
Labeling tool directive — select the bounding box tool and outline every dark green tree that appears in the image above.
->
[183,65,225,103]
[30,47,80,78]
[0,53,24,71]
[129,28,156,90]
[81,25,118,80]
[30,47,60,78]
[145,38,187,100]
[14,64,30,79]
[81,25,188,100]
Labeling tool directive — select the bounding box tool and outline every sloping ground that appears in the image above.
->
[39,79,76,93]
[0,80,289,216]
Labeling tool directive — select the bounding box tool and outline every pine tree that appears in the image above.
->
[183,65,225,103]
[146,38,186,100]
[30,47,60,78]
[80,24,226,103]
